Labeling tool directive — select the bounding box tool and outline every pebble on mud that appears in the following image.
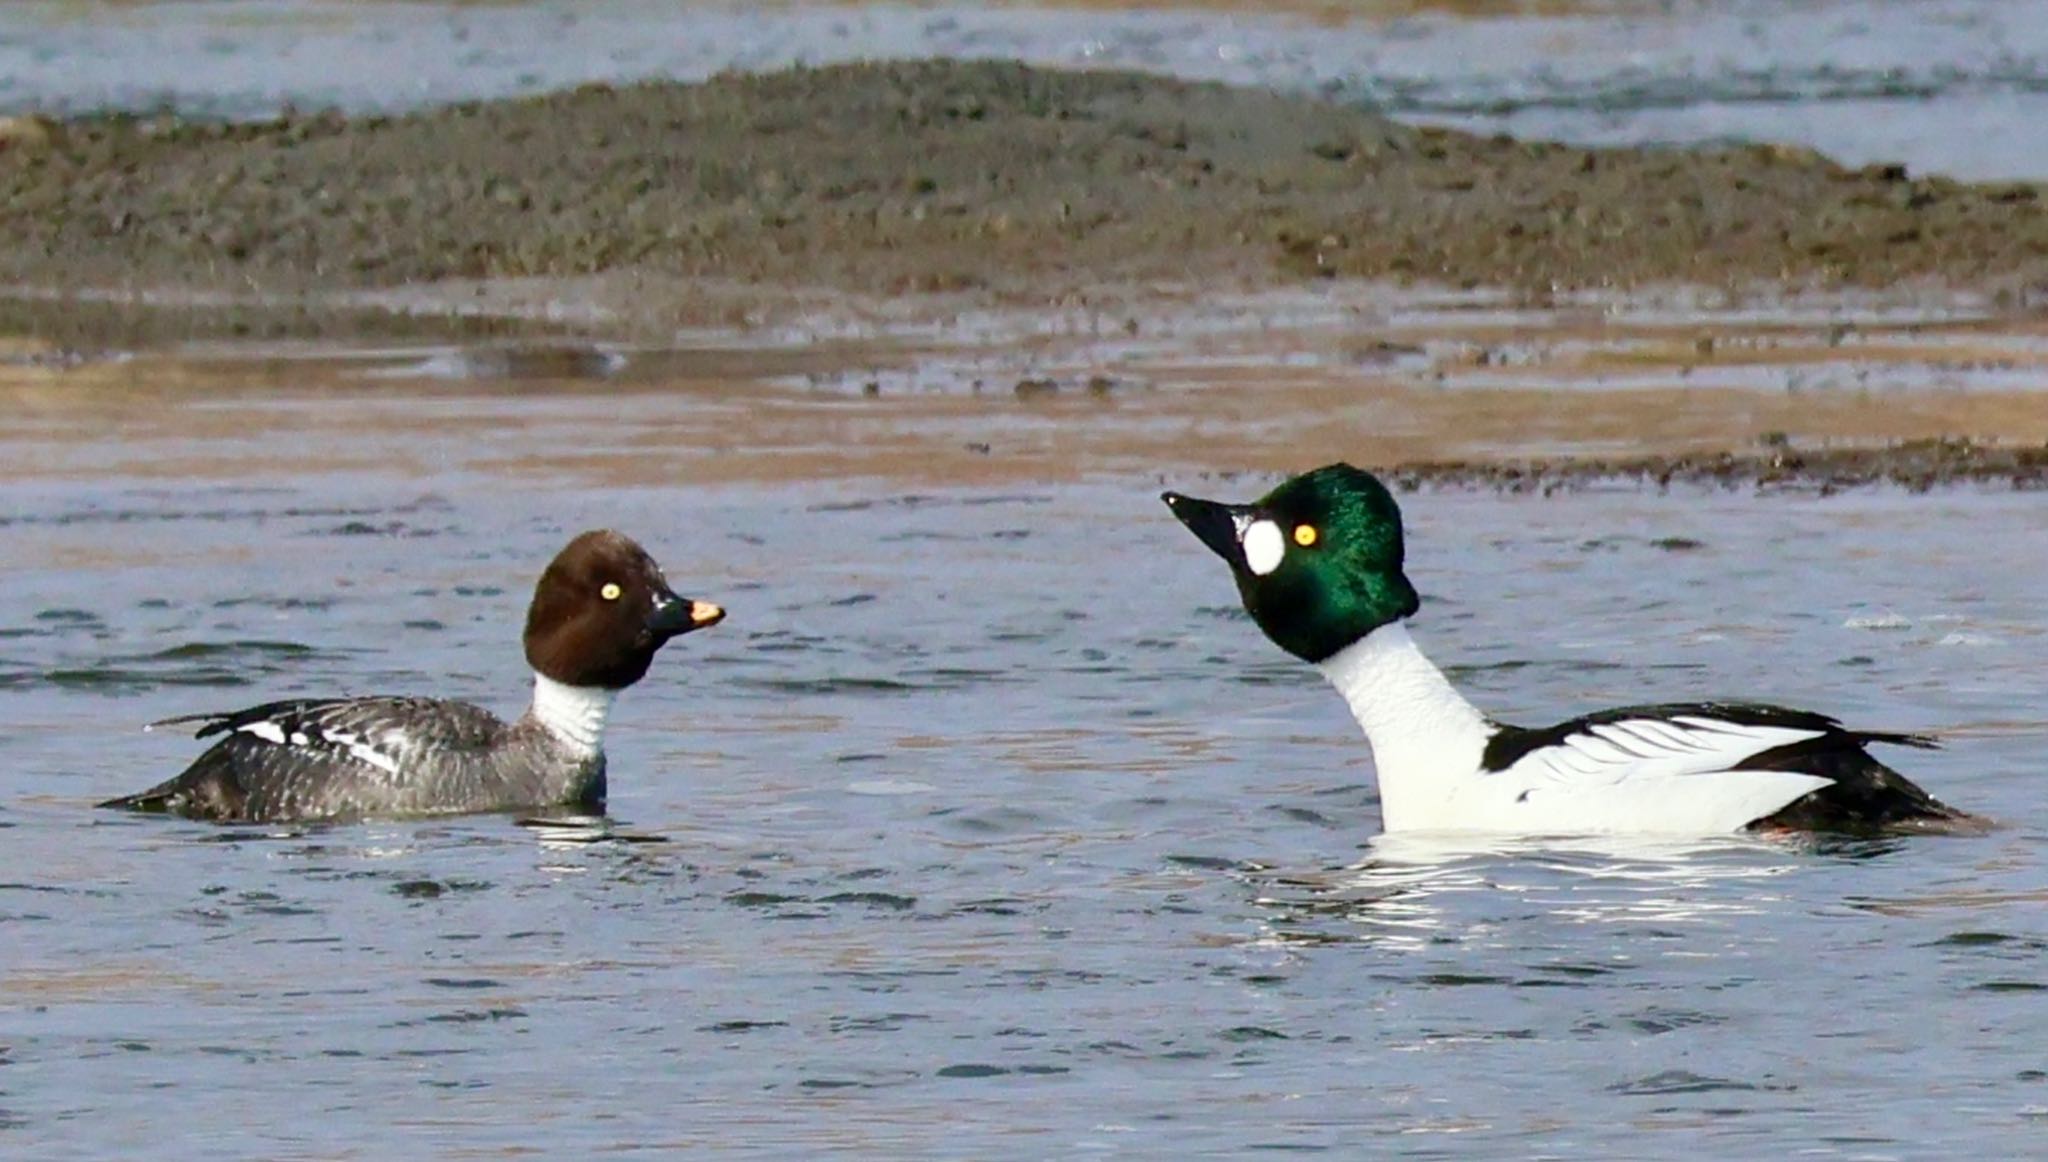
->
[0,114,57,153]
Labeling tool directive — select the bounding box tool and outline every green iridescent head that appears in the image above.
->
[1163,463,1420,663]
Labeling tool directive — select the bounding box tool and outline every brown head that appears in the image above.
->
[522,530,725,690]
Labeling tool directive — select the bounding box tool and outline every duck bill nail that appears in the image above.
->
[1162,492,1248,568]
[650,595,725,636]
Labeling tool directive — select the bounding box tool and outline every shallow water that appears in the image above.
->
[13,286,2048,487]
[5,0,2048,179]
[2,348,2045,1156]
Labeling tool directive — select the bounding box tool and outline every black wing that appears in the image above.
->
[148,698,370,741]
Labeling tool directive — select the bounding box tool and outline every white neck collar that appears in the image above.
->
[530,672,617,758]
[1314,622,1493,830]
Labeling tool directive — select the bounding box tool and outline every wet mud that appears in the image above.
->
[8,59,2048,312]
[9,305,2048,493]
[1386,437,2048,494]
[10,59,2048,490]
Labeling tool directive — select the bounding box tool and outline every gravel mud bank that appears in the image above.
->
[8,60,2048,311]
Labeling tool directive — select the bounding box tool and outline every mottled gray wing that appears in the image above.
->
[111,697,510,822]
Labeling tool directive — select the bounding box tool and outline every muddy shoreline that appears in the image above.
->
[1381,437,2048,494]
[9,60,2048,310]
[10,59,2048,491]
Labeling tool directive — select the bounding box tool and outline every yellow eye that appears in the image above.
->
[1293,524,1318,547]
[600,583,622,601]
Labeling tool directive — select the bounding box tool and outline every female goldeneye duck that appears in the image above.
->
[1162,464,1980,836]
[99,529,725,824]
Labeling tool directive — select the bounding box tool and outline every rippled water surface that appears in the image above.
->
[2,360,2045,1155]
[6,3,2048,1152]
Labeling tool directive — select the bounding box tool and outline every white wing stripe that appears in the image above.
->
[1564,733,1634,764]
[1555,748,1606,777]
[1671,714,1790,737]
[226,713,406,775]
[1584,724,1651,757]
[1617,721,1702,755]
[1625,719,1712,752]
[320,730,401,775]
[1510,716,1829,789]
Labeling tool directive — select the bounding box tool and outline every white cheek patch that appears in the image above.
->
[1241,519,1286,576]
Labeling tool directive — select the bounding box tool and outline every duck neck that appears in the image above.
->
[1314,622,1493,828]
[529,672,617,758]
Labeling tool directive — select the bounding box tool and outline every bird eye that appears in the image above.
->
[1293,524,1319,547]
[600,583,622,601]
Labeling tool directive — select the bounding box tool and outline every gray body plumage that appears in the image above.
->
[106,697,605,823]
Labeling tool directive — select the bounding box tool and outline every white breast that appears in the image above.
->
[529,672,616,757]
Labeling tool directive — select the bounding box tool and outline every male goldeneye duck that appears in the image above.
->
[1162,464,1979,836]
[99,529,725,824]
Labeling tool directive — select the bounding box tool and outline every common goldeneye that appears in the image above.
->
[1163,464,1977,836]
[99,529,724,824]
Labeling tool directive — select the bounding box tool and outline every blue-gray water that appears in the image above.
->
[5,2,2046,1150]
[4,446,2044,1156]
[4,0,2048,179]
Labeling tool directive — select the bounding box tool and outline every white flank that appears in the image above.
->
[1241,519,1285,576]
[237,720,288,745]
[1317,623,1833,834]
[530,672,617,758]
